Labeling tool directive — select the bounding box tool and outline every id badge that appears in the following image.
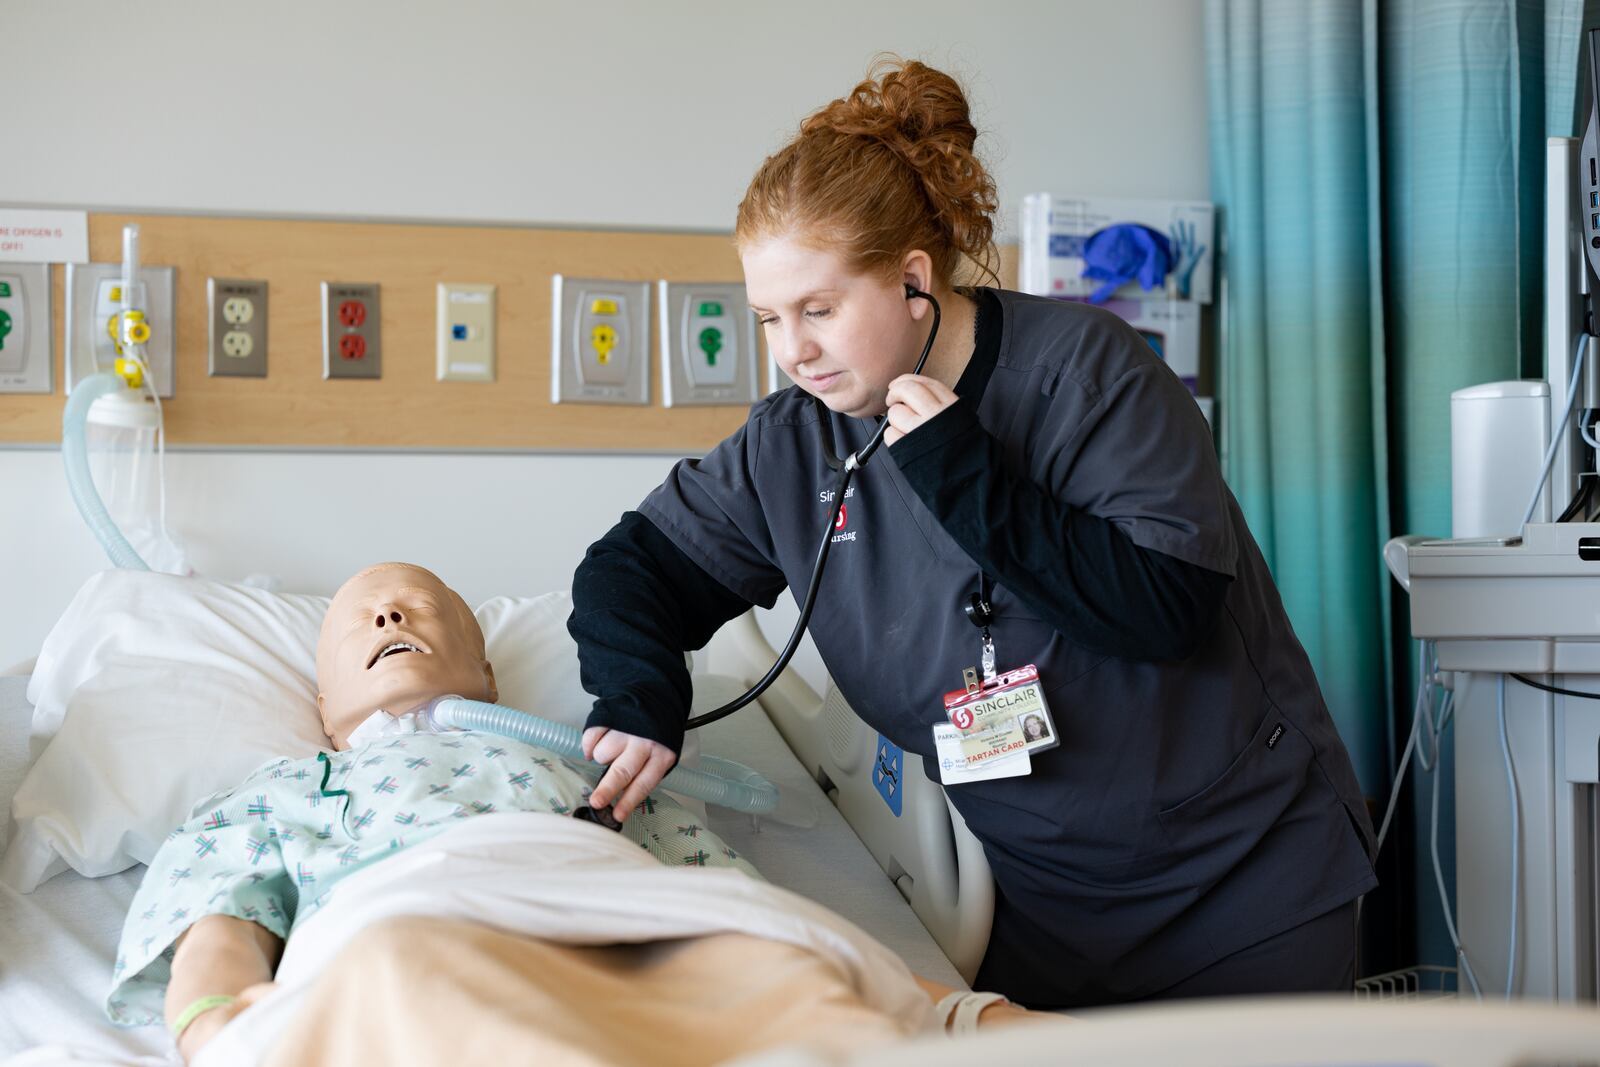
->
[943,664,1059,760]
[933,721,1031,784]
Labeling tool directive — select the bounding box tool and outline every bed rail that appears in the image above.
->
[706,610,994,982]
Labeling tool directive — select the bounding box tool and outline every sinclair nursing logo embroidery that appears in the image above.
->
[820,485,858,544]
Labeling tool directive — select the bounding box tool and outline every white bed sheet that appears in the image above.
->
[0,676,163,1061]
[0,674,960,1060]
[698,685,965,988]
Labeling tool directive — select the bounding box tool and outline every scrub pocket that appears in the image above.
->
[1155,702,1314,868]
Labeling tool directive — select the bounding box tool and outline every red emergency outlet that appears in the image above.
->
[338,300,367,328]
[339,333,367,360]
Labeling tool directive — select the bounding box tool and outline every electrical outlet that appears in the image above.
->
[0,263,52,394]
[550,275,650,405]
[64,262,176,398]
[207,278,268,378]
[658,281,758,407]
[321,282,381,380]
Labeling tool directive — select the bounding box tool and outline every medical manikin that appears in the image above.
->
[110,563,1040,1063]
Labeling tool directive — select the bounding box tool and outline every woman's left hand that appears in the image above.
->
[884,374,959,447]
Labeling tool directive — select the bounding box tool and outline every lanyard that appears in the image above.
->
[965,571,996,684]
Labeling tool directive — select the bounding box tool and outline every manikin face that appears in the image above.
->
[742,235,933,419]
[315,564,497,749]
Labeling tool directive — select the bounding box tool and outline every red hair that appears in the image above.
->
[736,56,999,288]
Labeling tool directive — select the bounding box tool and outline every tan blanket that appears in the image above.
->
[265,915,921,1067]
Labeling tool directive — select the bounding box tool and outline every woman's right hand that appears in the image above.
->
[177,981,276,1063]
[582,726,677,821]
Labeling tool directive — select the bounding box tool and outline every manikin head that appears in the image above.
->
[315,563,497,749]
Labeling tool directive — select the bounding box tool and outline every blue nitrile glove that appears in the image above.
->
[1080,223,1173,304]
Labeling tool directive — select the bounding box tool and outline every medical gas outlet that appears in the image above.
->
[551,275,650,405]
[64,262,176,398]
[658,282,758,407]
[207,278,269,378]
[321,282,382,380]
[436,283,496,382]
[0,264,52,394]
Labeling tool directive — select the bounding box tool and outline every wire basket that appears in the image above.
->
[1355,965,1459,1000]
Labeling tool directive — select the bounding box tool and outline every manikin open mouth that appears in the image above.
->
[366,641,427,670]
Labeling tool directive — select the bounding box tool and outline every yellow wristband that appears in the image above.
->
[170,994,236,1040]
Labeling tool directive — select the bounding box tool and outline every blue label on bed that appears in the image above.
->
[872,734,904,817]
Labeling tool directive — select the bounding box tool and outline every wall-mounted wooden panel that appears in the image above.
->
[1,212,1016,451]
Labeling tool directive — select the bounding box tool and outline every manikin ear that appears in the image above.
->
[482,661,499,704]
[315,691,337,745]
[899,250,936,320]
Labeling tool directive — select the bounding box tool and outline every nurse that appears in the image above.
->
[567,57,1377,1009]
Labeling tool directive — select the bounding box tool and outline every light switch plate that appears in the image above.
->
[322,282,381,380]
[0,263,52,394]
[658,281,758,407]
[207,278,268,378]
[551,275,650,405]
[437,283,496,382]
[65,262,176,398]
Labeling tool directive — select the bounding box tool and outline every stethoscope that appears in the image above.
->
[686,284,941,730]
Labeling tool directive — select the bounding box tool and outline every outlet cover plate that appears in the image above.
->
[551,274,649,405]
[322,282,381,380]
[65,262,176,398]
[658,281,758,407]
[208,277,268,378]
[436,282,496,382]
[0,263,52,394]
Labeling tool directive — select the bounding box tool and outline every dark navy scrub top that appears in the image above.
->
[577,286,1377,1008]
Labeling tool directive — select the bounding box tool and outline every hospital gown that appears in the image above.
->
[106,731,758,1026]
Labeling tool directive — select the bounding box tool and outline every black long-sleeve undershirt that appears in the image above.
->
[568,511,755,755]
[886,393,1231,663]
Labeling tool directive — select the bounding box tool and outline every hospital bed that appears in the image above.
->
[6,611,1600,1066]
[0,612,974,1061]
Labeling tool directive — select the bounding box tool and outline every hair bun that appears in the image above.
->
[738,56,998,288]
[808,56,978,160]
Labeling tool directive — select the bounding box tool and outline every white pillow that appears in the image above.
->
[5,571,330,892]
[2,571,705,893]
[1,663,335,890]
[26,569,328,745]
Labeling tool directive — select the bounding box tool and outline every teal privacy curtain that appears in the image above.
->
[1205,0,1593,969]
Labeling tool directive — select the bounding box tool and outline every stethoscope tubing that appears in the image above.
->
[685,287,941,731]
